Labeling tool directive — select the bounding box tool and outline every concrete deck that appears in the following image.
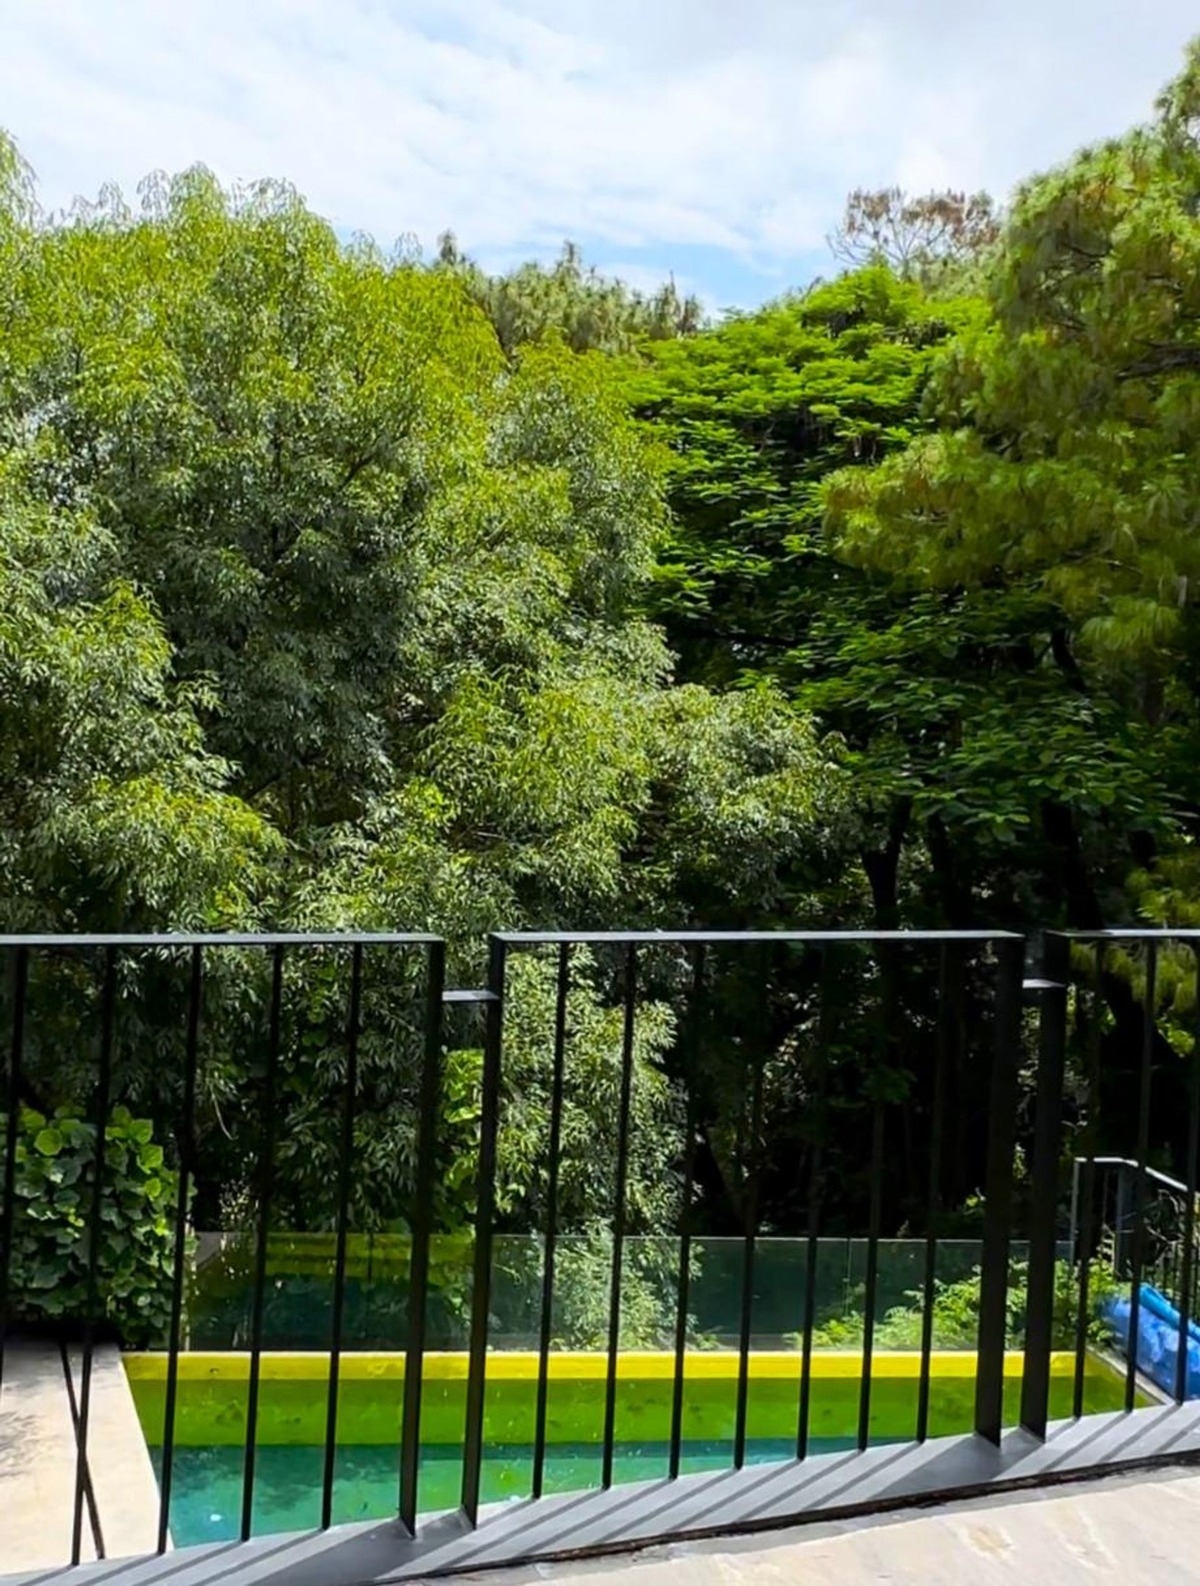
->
[0,1340,98,1570]
[0,1341,163,1572]
[65,1345,165,1561]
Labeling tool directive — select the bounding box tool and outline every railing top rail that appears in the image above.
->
[1077,1156,1196,1198]
[493,929,1023,945]
[1051,929,1200,941]
[0,932,441,948]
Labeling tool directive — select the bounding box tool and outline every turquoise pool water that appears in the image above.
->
[155,1438,864,1546]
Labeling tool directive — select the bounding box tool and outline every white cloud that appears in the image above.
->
[1,0,1196,296]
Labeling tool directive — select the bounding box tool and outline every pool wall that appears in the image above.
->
[125,1349,1129,1449]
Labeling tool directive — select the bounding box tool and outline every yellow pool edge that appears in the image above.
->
[124,1349,1091,1383]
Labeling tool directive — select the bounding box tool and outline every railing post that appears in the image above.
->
[1123,940,1158,1412]
[158,944,204,1553]
[1068,1157,1081,1264]
[1072,941,1105,1419]
[0,945,29,1400]
[73,945,119,1565]
[974,935,1025,1445]
[460,935,506,1526]
[531,943,571,1500]
[1021,933,1069,1438]
[399,937,446,1533]
[1174,947,1200,1402]
[240,943,285,1544]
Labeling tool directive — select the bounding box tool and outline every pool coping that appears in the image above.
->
[121,1348,1127,1449]
[65,1345,166,1561]
[121,1348,1095,1381]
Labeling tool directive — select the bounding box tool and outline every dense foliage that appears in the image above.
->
[0,140,845,1330]
[823,65,1200,934]
[627,39,1200,1238]
[1,1106,179,1344]
[0,164,841,944]
[821,40,1200,1175]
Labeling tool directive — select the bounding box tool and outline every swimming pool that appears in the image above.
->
[126,1350,1134,1546]
[151,1437,874,1544]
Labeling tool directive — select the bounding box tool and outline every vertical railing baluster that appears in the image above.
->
[322,943,363,1531]
[797,944,833,1460]
[399,938,446,1532]
[917,941,952,1443]
[72,945,118,1566]
[461,936,506,1525]
[0,945,29,1400]
[601,943,638,1491]
[157,944,203,1554]
[241,943,284,1543]
[1114,1168,1131,1276]
[668,942,706,1481]
[857,1094,885,1452]
[733,999,765,1472]
[531,944,570,1501]
[1175,947,1200,1404]
[1020,934,1069,1439]
[1073,942,1105,1418]
[858,940,895,1453]
[1125,940,1158,1412]
[973,935,1024,1445]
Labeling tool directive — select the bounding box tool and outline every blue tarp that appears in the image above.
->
[1102,1282,1200,1399]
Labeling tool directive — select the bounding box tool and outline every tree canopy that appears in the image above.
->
[824,39,1200,929]
[827,63,1200,661]
[828,187,1002,283]
[435,234,704,356]
[0,157,842,945]
[629,265,1163,932]
[0,142,848,1278]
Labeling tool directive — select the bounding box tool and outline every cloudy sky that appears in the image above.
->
[2,1,1197,309]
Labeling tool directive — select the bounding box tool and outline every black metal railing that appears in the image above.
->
[2,925,1199,1576]
[457,927,1027,1525]
[1049,929,1200,1411]
[0,932,444,1565]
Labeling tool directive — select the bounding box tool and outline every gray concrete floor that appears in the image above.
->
[471,1466,1200,1585]
[481,1459,1198,1586]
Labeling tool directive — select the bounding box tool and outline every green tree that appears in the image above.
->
[818,39,1200,1199]
[637,257,1177,933]
[629,260,1180,1234]
[0,454,276,932]
[829,187,1002,284]
[435,234,704,355]
[823,38,1200,929]
[0,145,848,1275]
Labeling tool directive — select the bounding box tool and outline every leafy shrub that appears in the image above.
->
[1,1106,181,1346]
[804,1256,1126,1352]
[542,1230,686,1350]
